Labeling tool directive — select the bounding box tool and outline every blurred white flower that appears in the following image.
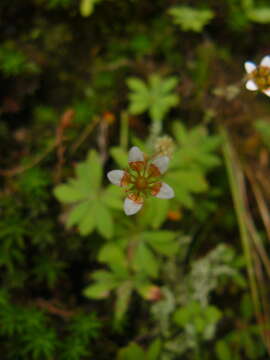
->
[244,55,270,96]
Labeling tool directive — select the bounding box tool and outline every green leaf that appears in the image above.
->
[98,243,126,269]
[142,231,178,256]
[115,281,133,323]
[110,147,128,168]
[128,96,149,114]
[171,121,220,171]
[101,185,123,210]
[54,184,85,203]
[146,339,162,360]
[247,8,270,23]
[91,270,118,282]
[133,242,159,278]
[127,74,179,122]
[174,302,221,334]
[66,201,91,228]
[161,77,179,93]
[165,170,208,208]
[94,202,114,239]
[86,150,103,191]
[169,6,214,32]
[215,340,232,360]
[137,197,169,229]
[117,343,145,360]
[127,78,148,94]
[78,205,96,236]
[84,270,120,299]
[54,150,118,237]
[84,282,115,299]
[204,305,222,323]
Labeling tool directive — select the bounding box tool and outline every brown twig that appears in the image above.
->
[54,109,74,182]
[70,116,100,154]
[0,141,57,177]
[35,298,75,320]
[97,120,109,165]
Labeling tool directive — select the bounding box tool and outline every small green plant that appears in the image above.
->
[241,0,270,24]
[59,313,101,360]
[54,150,122,238]
[168,6,214,32]
[174,301,222,341]
[0,298,58,359]
[127,75,179,123]
[117,339,161,360]
[0,45,27,76]
[0,43,39,76]
[164,121,220,208]
[84,240,163,323]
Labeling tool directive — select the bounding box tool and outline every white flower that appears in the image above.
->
[107,146,174,216]
[244,55,270,97]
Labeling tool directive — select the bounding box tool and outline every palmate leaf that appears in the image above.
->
[132,230,178,277]
[142,231,179,256]
[117,343,145,360]
[169,6,214,32]
[115,281,133,324]
[127,74,179,122]
[164,121,220,209]
[133,242,159,278]
[117,339,161,360]
[98,243,127,270]
[146,339,162,360]
[138,197,169,229]
[174,301,222,337]
[54,150,121,238]
[171,122,221,171]
[165,169,208,208]
[247,8,270,23]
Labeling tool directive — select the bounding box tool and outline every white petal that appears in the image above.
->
[128,146,144,163]
[151,156,169,174]
[263,89,270,97]
[260,56,270,67]
[245,80,258,91]
[107,170,125,186]
[124,197,143,215]
[244,61,256,73]
[154,182,174,199]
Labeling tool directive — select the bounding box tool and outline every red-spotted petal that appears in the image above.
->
[128,146,145,172]
[244,61,256,74]
[153,182,174,199]
[124,197,143,215]
[150,182,162,196]
[245,80,258,91]
[150,156,169,175]
[107,170,130,187]
[128,146,144,163]
[260,56,270,67]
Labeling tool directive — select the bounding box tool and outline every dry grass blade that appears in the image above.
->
[221,125,270,353]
